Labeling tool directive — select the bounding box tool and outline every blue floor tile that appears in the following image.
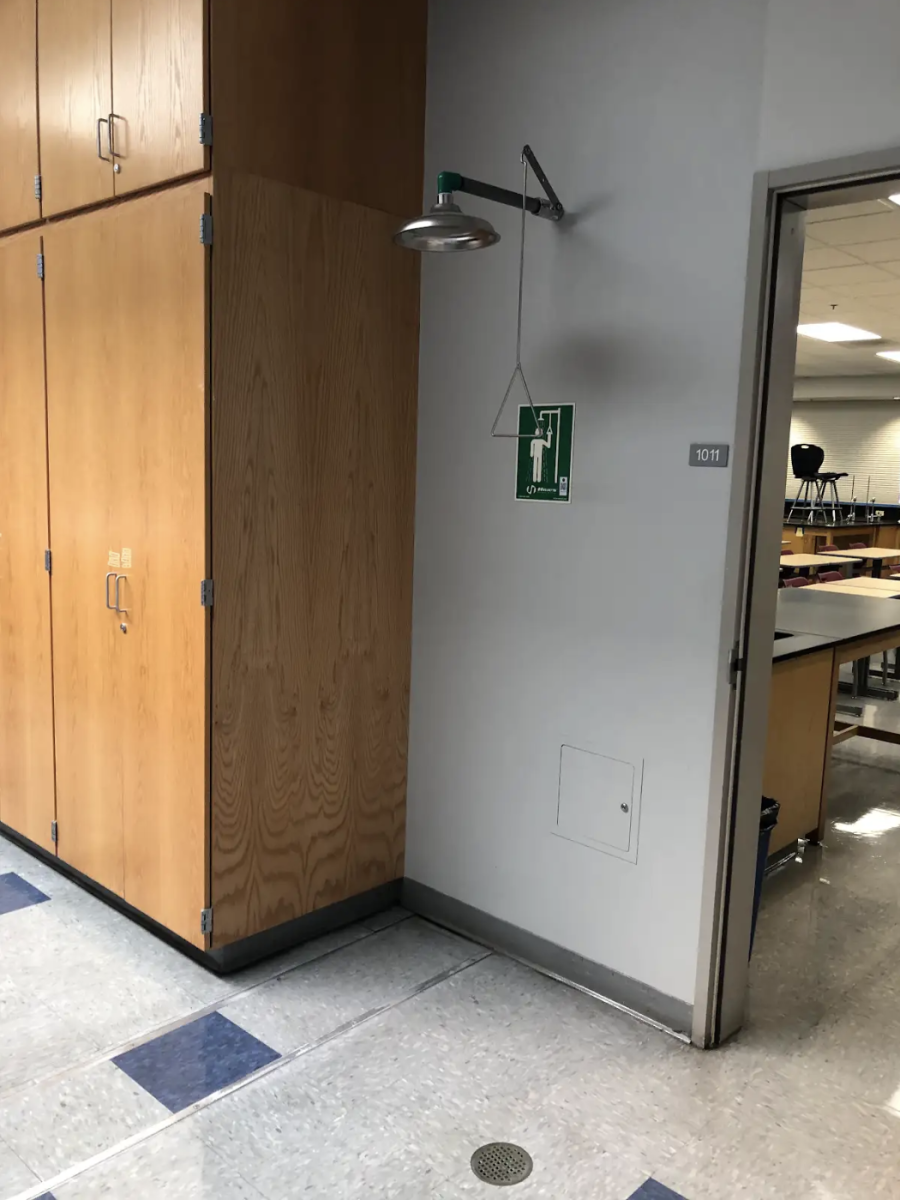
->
[112,1011,280,1112]
[0,872,50,915]
[629,1182,689,1200]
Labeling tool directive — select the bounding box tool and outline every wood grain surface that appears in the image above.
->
[0,232,56,851]
[764,649,835,855]
[210,0,427,216]
[111,0,206,197]
[44,183,208,937]
[210,173,419,945]
[38,0,114,216]
[44,206,125,894]
[0,0,40,232]
[112,181,208,947]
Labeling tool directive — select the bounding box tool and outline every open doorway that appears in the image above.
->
[703,151,900,1047]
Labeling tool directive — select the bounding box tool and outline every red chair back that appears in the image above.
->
[850,542,868,549]
[781,549,793,556]
[819,544,838,552]
[816,571,844,583]
[784,576,811,587]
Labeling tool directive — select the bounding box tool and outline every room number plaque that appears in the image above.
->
[689,443,729,467]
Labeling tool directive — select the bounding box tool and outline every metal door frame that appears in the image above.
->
[693,145,900,1047]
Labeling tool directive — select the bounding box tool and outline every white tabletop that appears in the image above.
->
[812,582,900,599]
[822,576,900,591]
[822,547,900,560]
[780,554,861,568]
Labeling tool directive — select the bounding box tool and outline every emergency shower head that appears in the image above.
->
[393,194,500,252]
[393,147,565,253]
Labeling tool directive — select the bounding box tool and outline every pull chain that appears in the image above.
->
[491,151,544,439]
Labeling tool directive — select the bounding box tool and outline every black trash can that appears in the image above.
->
[750,797,780,957]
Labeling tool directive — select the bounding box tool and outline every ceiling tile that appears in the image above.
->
[808,212,900,246]
[802,246,861,270]
[803,263,895,287]
[842,238,900,265]
[807,200,894,223]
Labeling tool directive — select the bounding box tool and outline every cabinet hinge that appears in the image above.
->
[34,174,42,201]
[200,579,214,607]
[50,820,58,844]
[728,645,744,687]
[199,213,213,245]
[36,253,44,280]
[200,907,213,935]
[199,112,213,146]
[44,549,52,573]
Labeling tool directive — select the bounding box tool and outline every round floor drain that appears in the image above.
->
[470,1142,534,1187]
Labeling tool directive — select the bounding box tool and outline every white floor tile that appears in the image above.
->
[0,1060,167,1179]
[51,1122,266,1199]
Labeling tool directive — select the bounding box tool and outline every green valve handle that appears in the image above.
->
[437,171,463,195]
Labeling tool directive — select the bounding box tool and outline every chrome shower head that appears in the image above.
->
[393,194,501,253]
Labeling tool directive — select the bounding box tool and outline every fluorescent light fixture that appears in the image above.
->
[877,351,900,363]
[797,322,881,342]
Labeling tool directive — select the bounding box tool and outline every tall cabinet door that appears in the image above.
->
[114,182,208,947]
[111,0,206,197]
[45,208,125,894]
[0,232,56,850]
[38,0,114,217]
[0,0,40,232]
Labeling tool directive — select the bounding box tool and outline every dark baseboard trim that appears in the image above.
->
[1,821,215,968]
[402,878,692,1037]
[207,880,403,971]
[0,822,401,975]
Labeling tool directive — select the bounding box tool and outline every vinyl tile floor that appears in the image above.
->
[4,738,900,1199]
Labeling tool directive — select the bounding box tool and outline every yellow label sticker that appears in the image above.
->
[121,547,132,568]
[108,550,121,568]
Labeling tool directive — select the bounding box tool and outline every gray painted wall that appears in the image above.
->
[406,0,900,1008]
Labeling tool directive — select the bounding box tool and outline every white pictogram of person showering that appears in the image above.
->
[530,423,553,483]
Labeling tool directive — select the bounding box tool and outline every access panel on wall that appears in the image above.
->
[44,181,209,945]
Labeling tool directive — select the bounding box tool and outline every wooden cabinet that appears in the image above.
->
[44,204,126,895]
[9,0,430,232]
[114,184,208,944]
[45,183,208,943]
[0,232,56,851]
[38,0,114,217]
[38,0,204,218]
[1,0,425,966]
[110,0,206,197]
[0,0,40,231]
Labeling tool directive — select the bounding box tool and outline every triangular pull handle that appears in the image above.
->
[491,363,543,439]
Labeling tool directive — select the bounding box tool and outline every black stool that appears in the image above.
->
[787,443,847,526]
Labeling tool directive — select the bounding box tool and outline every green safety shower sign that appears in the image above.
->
[515,404,575,502]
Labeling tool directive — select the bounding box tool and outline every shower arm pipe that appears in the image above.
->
[437,145,565,221]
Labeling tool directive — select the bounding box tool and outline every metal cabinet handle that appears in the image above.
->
[97,117,110,161]
[108,113,123,158]
[105,572,116,609]
[114,573,128,613]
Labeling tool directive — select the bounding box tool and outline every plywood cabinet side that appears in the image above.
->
[111,0,207,197]
[0,0,40,232]
[0,232,56,850]
[210,0,427,216]
[210,173,420,946]
[763,649,835,855]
